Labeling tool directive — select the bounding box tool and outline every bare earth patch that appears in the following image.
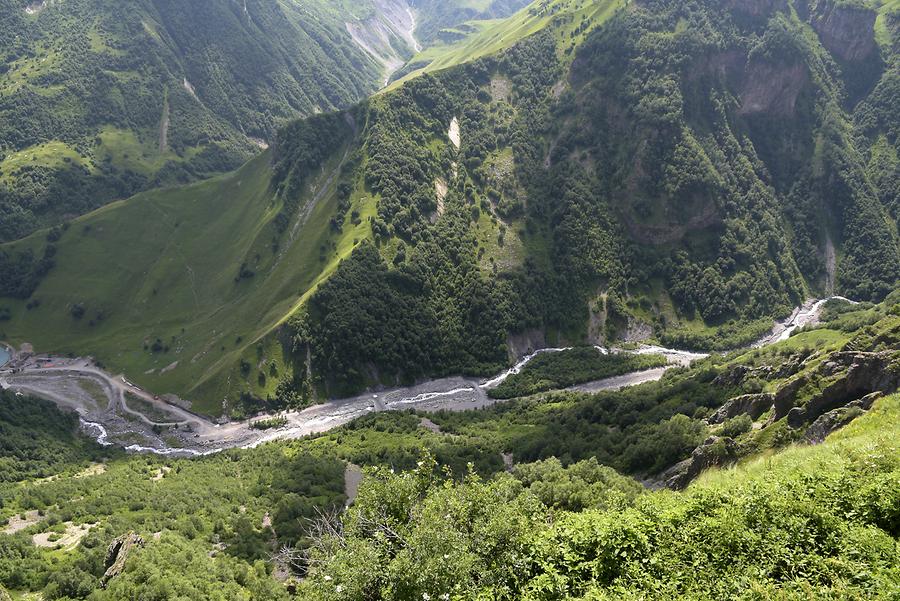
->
[344,463,363,506]
[419,417,442,433]
[33,522,95,550]
[490,76,512,102]
[448,117,461,149]
[74,463,107,479]
[434,177,448,216]
[151,466,172,481]
[160,361,179,375]
[4,510,42,535]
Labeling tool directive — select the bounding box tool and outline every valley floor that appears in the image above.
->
[0,298,840,456]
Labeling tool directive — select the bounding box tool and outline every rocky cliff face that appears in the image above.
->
[774,351,900,425]
[807,0,878,62]
[664,350,900,490]
[707,393,775,425]
[101,532,144,587]
[738,60,809,116]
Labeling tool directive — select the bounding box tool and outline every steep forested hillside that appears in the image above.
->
[0,0,383,241]
[292,0,900,395]
[1,0,898,415]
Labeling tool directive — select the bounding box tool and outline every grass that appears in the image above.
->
[0,142,89,181]
[94,126,187,176]
[0,126,199,185]
[694,392,900,489]
[0,41,64,95]
[0,145,375,416]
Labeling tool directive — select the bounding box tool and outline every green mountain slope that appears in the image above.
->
[0,112,378,414]
[390,0,624,87]
[412,0,534,44]
[1,297,898,599]
[0,0,384,241]
[2,0,899,416]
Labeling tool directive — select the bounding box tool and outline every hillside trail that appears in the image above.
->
[0,297,852,456]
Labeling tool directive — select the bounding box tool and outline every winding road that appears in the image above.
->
[0,297,850,456]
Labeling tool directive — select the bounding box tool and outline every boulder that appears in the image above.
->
[713,364,751,387]
[707,393,774,425]
[101,532,144,587]
[664,436,739,490]
[772,374,808,421]
[803,392,881,444]
[787,406,807,429]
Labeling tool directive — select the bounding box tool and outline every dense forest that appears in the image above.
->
[487,347,668,399]
[0,391,106,482]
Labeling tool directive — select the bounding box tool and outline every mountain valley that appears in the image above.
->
[0,0,898,598]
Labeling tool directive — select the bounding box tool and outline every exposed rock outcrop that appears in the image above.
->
[506,329,547,363]
[707,393,774,425]
[773,374,810,421]
[664,436,739,490]
[101,532,144,587]
[804,391,882,443]
[667,351,897,490]
[807,0,877,62]
[775,352,900,427]
[738,61,809,116]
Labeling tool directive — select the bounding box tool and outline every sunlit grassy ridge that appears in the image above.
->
[389,0,625,89]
